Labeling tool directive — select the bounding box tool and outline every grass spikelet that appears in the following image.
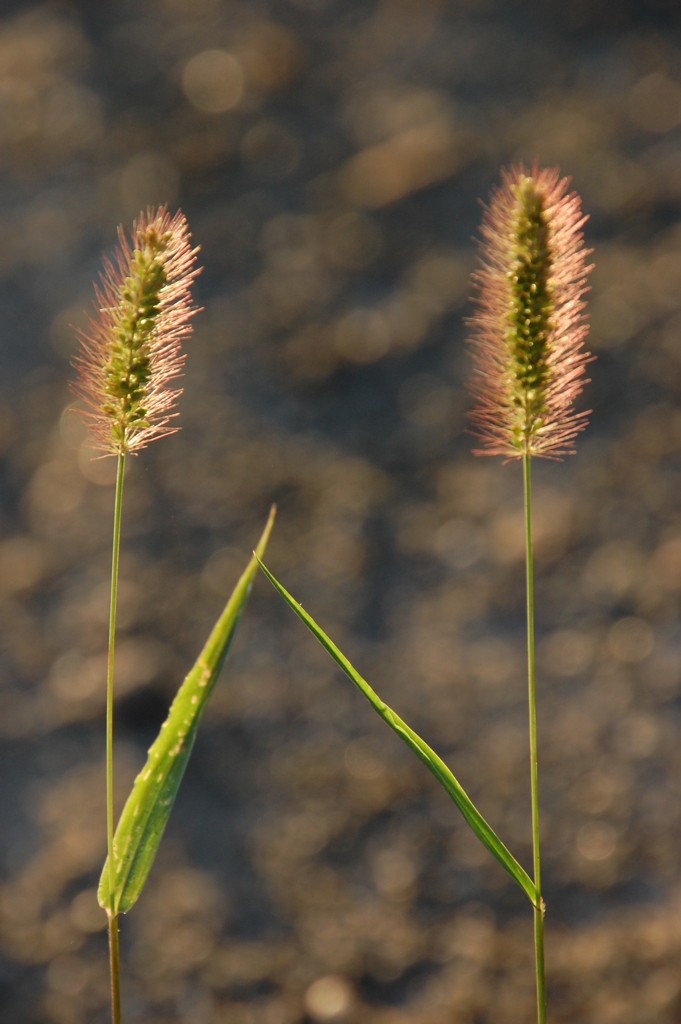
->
[467,164,593,459]
[72,207,200,456]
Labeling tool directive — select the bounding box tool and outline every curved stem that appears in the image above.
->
[523,452,546,1024]
[107,452,125,1024]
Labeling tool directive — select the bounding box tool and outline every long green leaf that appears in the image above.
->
[257,558,538,909]
[99,507,276,915]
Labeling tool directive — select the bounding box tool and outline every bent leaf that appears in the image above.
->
[257,559,538,909]
[99,507,276,915]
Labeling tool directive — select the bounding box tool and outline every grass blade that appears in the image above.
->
[99,507,276,915]
[257,558,538,909]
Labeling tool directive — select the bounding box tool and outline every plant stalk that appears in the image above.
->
[108,914,122,1024]
[522,451,546,1024]
[107,452,125,1024]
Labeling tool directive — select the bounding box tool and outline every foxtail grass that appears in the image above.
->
[73,210,276,1023]
[467,164,593,1023]
[257,163,593,1024]
[73,208,200,1024]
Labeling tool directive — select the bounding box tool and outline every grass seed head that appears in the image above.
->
[467,164,593,460]
[72,207,200,456]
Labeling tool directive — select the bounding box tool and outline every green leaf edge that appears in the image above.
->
[256,558,538,910]
[99,506,276,915]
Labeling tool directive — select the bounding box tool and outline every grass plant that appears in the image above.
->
[468,165,592,1020]
[259,164,593,1024]
[73,210,275,1023]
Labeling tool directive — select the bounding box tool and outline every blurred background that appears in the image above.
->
[1,0,681,1021]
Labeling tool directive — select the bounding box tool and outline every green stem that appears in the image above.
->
[108,914,122,1024]
[523,452,546,1024]
[107,452,125,1024]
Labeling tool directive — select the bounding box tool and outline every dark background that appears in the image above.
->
[0,0,680,1021]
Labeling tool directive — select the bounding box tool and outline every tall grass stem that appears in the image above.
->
[106,452,125,1024]
[523,451,546,1024]
[108,914,122,1024]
